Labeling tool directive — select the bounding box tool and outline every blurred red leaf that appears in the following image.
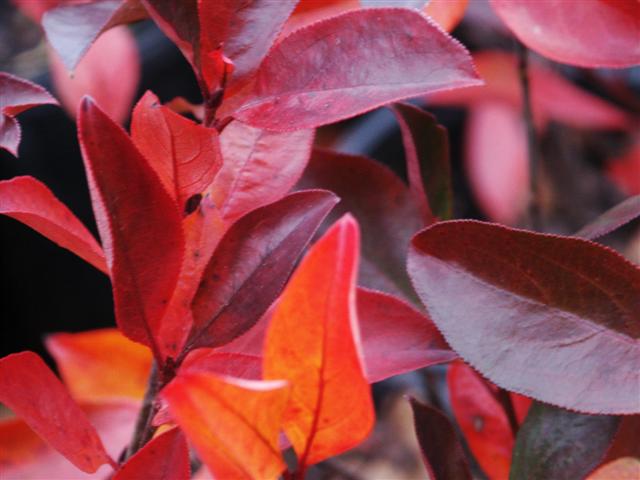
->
[409,397,472,480]
[189,190,337,350]
[424,0,468,31]
[447,362,513,479]
[608,140,640,196]
[575,195,640,240]
[131,91,223,207]
[0,176,107,273]
[0,352,112,473]
[234,8,481,130]
[408,220,640,414]
[588,458,640,480]
[113,428,189,480]
[50,26,140,124]
[510,393,532,424]
[12,0,63,22]
[279,0,358,39]
[78,98,185,360]
[264,216,375,468]
[213,121,314,222]
[0,72,58,156]
[490,0,640,68]
[162,372,289,480]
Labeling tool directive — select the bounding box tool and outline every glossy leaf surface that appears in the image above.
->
[588,458,640,480]
[234,8,481,130]
[0,175,107,273]
[78,98,185,359]
[409,397,472,480]
[575,195,640,240]
[189,190,337,349]
[0,72,58,155]
[113,428,189,480]
[510,402,620,480]
[163,372,289,480]
[408,220,640,414]
[264,216,375,467]
[490,0,640,68]
[46,328,152,402]
[0,352,111,473]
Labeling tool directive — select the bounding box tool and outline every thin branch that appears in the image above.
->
[124,361,160,461]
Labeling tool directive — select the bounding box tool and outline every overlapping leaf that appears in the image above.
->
[587,458,640,480]
[408,220,640,414]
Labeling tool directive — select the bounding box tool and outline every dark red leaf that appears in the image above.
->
[575,195,640,240]
[0,175,107,273]
[182,349,262,380]
[234,8,481,130]
[391,103,452,223]
[0,72,58,155]
[490,0,640,68]
[78,97,185,360]
[297,149,422,300]
[409,397,472,480]
[510,402,620,480]
[188,190,338,350]
[114,428,189,480]
[42,0,146,70]
[0,352,112,473]
[408,220,640,414]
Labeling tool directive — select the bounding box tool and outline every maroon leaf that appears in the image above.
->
[409,397,472,480]
[43,0,146,70]
[0,352,112,473]
[575,195,640,241]
[408,220,640,414]
[0,176,107,273]
[391,103,452,223]
[114,428,189,480]
[297,149,422,301]
[182,349,262,380]
[212,121,314,222]
[0,72,58,156]
[490,0,640,68]
[358,288,456,383]
[131,91,223,207]
[78,97,185,360]
[234,8,481,130]
[188,190,338,350]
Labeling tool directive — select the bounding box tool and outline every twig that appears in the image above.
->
[123,361,160,461]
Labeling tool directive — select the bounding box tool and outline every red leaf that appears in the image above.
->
[78,97,185,360]
[409,397,472,480]
[490,0,640,68]
[391,103,452,222]
[213,121,314,222]
[264,215,375,468]
[162,372,289,480]
[50,26,140,124]
[511,393,532,424]
[182,349,262,380]
[0,352,112,473]
[188,190,338,350]
[131,91,223,207]
[0,72,58,156]
[12,0,63,22]
[0,176,107,273]
[575,195,640,240]
[358,288,456,383]
[113,428,189,480]
[588,458,640,480]
[279,0,359,39]
[408,220,640,414]
[234,8,481,130]
[297,149,423,300]
[43,0,146,70]
[45,328,152,402]
[608,140,640,196]
[447,362,513,479]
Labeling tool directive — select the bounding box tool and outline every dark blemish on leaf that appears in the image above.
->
[184,193,203,215]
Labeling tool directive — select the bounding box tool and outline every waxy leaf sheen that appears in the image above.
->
[408,220,640,414]
[234,8,481,130]
[264,216,375,468]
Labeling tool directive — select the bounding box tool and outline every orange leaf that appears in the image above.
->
[587,457,640,480]
[424,0,468,32]
[162,372,289,480]
[263,215,375,469]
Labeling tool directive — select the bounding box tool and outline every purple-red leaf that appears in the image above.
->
[43,0,146,70]
[234,8,481,130]
[575,195,640,241]
[78,97,185,360]
[0,176,107,273]
[0,72,58,155]
[408,220,640,414]
[188,190,338,350]
[409,397,472,480]
[113,428,189,480]
[0,352,112,473]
